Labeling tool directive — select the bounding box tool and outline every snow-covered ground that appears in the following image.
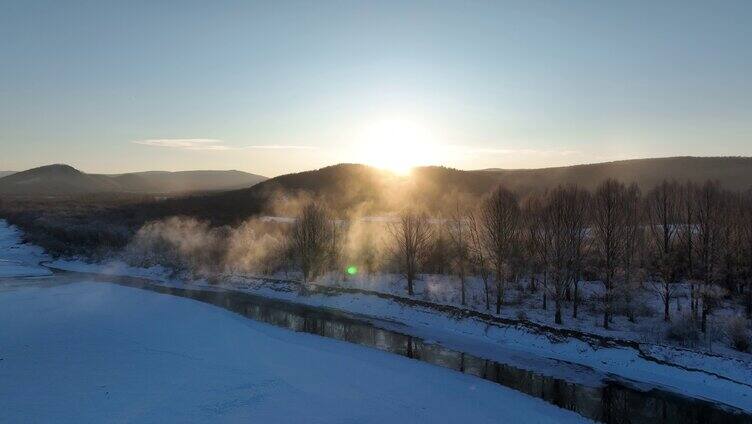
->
[0,221,50,277]
[0,281,589,423]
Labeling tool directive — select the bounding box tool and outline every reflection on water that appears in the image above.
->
[25,273,752,423]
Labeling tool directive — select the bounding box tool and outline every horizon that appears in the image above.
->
[2,1,752,176]
[5,154,752,177]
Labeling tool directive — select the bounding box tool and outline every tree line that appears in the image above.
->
[290,179,752,331]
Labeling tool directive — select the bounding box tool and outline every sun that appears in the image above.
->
[356,118,439,175]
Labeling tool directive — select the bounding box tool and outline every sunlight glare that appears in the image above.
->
[357,118,440,175]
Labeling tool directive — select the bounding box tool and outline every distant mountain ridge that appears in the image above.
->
[0,171,16,179]
[473,156,752,192]
[134,156,752,225]
[4,157,752,219]
[102,170,267,193]
[0,164,267,196]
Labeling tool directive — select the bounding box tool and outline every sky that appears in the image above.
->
[1,0,751,177]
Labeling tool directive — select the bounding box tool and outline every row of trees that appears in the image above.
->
[289,179,752,329]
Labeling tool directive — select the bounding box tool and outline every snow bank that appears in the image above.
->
[0,281,589,423]
[0,220,51,277]
[48,258,171,282]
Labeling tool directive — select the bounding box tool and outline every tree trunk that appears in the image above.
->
[495,263,504,314]
[407,273,414,296]
[555,298,562,324]
[495,279,502,314]
[572,279,579,319]
[542,270,547,310]
[624,268,634,323]
[663,290,670,322]
[625,282,635,323]
[460,275,466,306]
[542,291,547,310]
[701,306,708,333]
[483,277,490,311]
[603,276,610,329]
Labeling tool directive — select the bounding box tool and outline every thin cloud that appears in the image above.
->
[446,145,580,156]
[132,139,229,151]
[132,139,316,151]
[242,145,317,150]
[470,148,580,156]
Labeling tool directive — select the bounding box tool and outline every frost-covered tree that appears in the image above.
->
[388,209,433,296]
[479,186,521,314]
[448,203,471,305]
[592,179,629,329]
[645,180,682,322]
[741,189,752,318]
[540,185,589,324]
[291,202,335,285]
[621,183,644,323]
[467,209,492,310]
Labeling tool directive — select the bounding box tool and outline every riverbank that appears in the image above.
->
[46,257,752,414]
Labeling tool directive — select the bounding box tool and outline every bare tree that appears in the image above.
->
[742,189,752,318]
[540,185,589,324]
[621,183,644,323]
[467,209,492,310]
[695,181,723,332]
[645,180,682,322]
[567,187,590,320]
[448,202,471,305]
[388,209,433,296]
[524,192,549,310]
[717,191,742,295]
[678,181,698,318]
[291,202,335,285]
[479,186,521,314]
[592,179,629,329]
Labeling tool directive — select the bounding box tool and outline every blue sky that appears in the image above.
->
[1,0,750,176]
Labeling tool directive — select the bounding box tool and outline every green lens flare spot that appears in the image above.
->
[346,266,358,275]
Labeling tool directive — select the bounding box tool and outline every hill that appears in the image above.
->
[0,165,266,197]
[0,171,16,179]
[131,157,752,225]
[0,164,121,196]
[131,164,394,223]
[103,170,266,193]
[477,156,752,192]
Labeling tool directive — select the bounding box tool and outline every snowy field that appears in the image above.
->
[0,281,588,423]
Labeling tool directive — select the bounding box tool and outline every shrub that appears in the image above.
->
[726,316,750,352]
[516,309,528,321]
[665,315,700,347]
